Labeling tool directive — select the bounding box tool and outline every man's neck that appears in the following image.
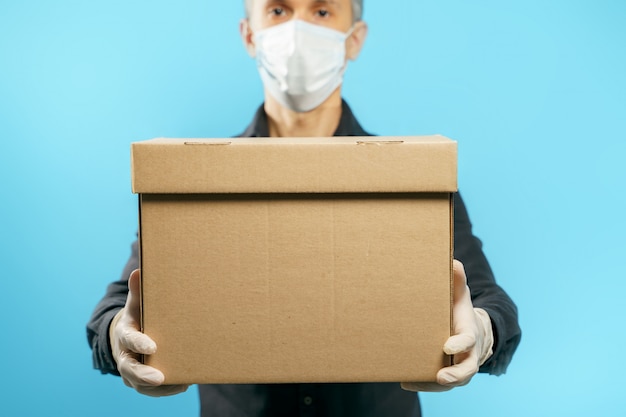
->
[264,89,343,138]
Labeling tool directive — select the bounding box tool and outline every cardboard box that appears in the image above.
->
[131,136,457,385]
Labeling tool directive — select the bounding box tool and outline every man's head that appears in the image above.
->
[240,0,369,113]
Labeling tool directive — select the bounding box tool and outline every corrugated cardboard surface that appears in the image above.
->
[131,136,457,194]
[133,136,457,385]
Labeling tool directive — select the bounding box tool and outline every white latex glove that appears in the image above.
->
[401,260,494,392]
[110,269,189,397]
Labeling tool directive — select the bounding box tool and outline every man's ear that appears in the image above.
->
[346,20,368,61]
[240,18,256,58]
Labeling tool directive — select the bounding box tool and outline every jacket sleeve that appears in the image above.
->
[86,239,140,376]
[453,192,521,375]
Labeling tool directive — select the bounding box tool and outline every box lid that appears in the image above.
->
[131,136,457,194]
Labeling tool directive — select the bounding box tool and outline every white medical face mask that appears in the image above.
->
[253,20,352,113]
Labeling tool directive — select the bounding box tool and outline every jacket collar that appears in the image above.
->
[238,99,371,138]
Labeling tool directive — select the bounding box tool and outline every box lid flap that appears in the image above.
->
[131,136,457,194]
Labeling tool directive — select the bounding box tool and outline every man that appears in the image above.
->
[87,0,521,415]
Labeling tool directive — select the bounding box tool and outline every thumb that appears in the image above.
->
[447,260,477,354]
[126,269,142,324]
[452,260,470,302]
[116,269,157,355]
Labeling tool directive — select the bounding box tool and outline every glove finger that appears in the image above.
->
[443,333,476,356]
[400,381,453,393]
[436,351,479,387]
[452,260,467,285]
[126,269,142,323]
[451,260,476,330]
[118,325,157,355]
[452,261,473,309]
[113,270,157,355]
[122,375,189,397]
[117,352,165,387]
[135,383,190,398]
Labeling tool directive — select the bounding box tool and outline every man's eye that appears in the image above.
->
[269,7,286,17]
[316,9,330,18]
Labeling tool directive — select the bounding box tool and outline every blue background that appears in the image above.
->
[1,0,624,416]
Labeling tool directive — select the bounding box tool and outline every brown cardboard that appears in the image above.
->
[131,136,457,385]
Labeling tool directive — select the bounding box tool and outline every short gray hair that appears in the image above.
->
[244,0,363,22]
[352,0,363,22]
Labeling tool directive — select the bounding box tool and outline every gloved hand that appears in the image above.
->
[401,260,494,392]
[109,269,189,397]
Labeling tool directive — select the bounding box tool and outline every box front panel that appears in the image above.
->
[140,193,451,384]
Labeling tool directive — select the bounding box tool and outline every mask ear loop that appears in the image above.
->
[343,25,359,63]
[344,25,356,40]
